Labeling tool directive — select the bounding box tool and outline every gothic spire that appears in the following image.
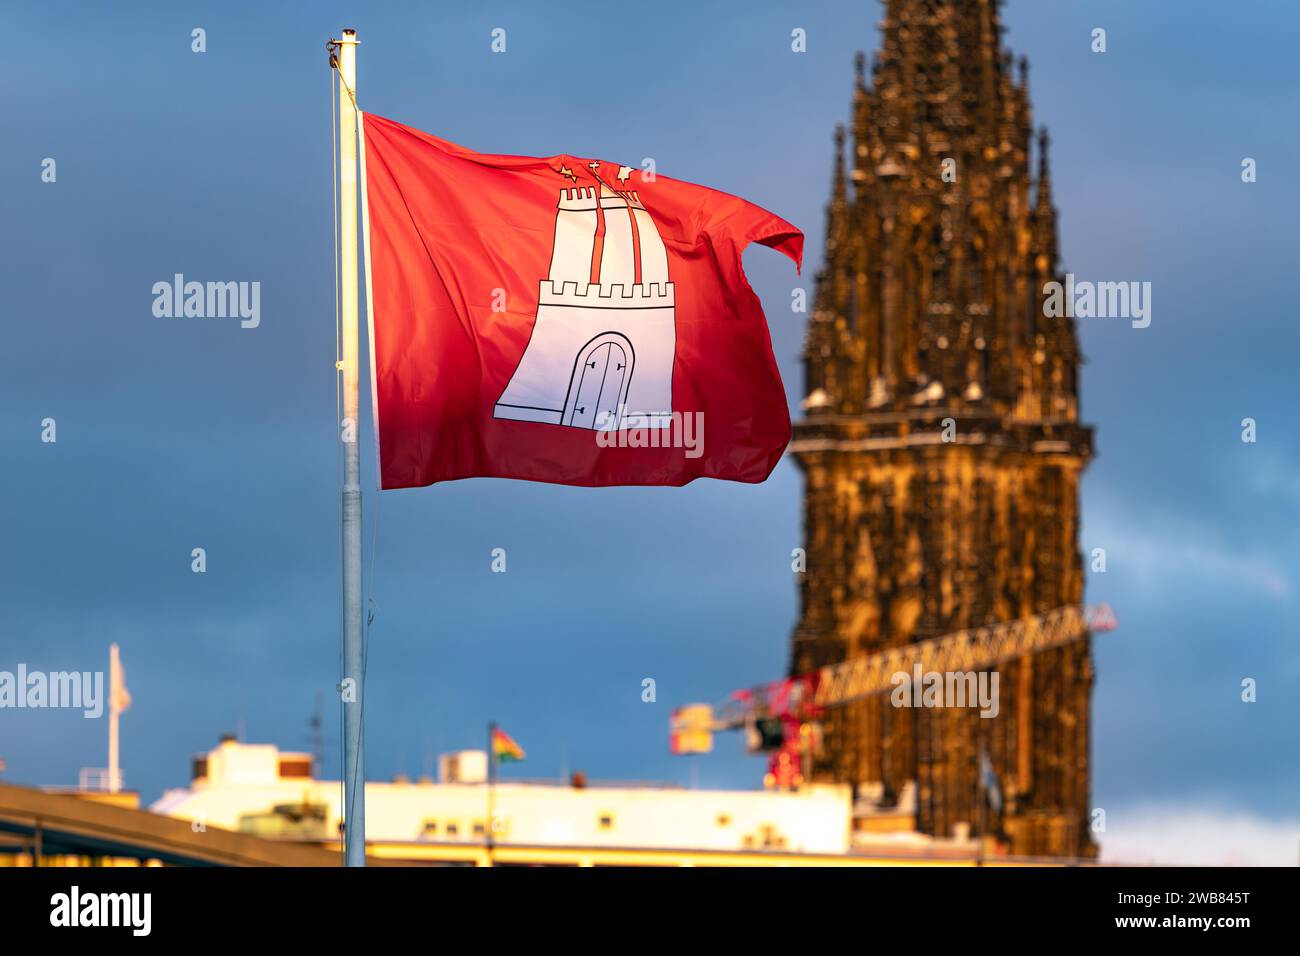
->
[865,0,1016,181]
[826,125,849,255]
[1036,127,1053,206]
[1031,126,1058,274]
[791,1,1094,859]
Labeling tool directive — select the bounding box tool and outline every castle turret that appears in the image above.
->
[496,183,676,431]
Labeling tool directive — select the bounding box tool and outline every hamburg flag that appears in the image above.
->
[359,113,803,489]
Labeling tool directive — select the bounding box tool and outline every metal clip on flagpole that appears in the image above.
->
[333,26,366,868]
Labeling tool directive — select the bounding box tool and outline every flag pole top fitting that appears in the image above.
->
[327,30,357,72]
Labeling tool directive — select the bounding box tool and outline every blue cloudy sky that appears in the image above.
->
[4,0,1298,864]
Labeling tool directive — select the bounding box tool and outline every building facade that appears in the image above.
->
[789,0,1095,858]
[152,738,854,859]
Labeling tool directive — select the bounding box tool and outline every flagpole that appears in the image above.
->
[335,26,366,868]
[108,643,121,793]
[486,721,496,866]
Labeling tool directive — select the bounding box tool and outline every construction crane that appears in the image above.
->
[670,604,1117,787]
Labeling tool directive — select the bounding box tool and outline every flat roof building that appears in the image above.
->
[151,738,857,860]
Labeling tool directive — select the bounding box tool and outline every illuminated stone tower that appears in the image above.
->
[789,0,1095,857]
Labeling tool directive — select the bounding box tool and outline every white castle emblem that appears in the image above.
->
[494,183,675,431]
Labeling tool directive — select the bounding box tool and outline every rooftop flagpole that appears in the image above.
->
[486,722,497,867]
[334,27,366,867]
[108,643,124,793]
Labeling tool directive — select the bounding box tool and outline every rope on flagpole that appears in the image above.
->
[328,42,346,866]
[329,39,361,116]
[357,100,378,857]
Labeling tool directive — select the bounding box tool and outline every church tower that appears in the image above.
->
[789,0,1096,858]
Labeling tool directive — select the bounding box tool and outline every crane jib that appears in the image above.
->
[812,606,1103,708]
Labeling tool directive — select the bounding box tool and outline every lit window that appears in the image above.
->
[446,823,459,838]
[472,822,486,837]
[421,820,439,837]
[716,814,731,827]
[598,813,614,829]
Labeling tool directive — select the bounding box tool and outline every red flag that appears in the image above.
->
[360,113,803,489]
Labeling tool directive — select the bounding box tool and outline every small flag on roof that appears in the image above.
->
[491,727,525,764]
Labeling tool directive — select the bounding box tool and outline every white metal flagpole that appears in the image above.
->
[335,27,366,867]
[108,643,122,793]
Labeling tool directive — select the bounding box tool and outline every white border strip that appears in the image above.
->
[356,109,384,491]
